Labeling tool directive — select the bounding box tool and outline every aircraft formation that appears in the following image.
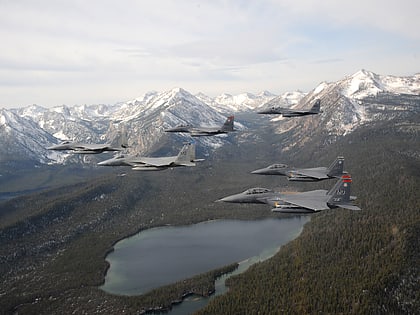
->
[47,98,361,213]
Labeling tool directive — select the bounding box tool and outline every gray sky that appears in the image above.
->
[1,0,419,108]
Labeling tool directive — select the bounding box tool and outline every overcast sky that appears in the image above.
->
[1,0,419,108]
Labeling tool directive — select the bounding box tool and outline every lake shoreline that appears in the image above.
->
[143,263,240,314]
[100,217,310,314]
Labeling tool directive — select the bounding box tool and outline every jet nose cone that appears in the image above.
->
[216,195,239,203]
[251,168,266,175]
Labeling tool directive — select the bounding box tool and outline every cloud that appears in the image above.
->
[0,0,419,108]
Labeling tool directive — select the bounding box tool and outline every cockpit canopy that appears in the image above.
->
[268,164,288,169]
[245,187,272,195]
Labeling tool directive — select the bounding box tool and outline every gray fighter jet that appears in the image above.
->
[97,142,204,171]
[251,156,345,181]
[257,99,322,117]
[47,130,128,154]
[217,174,361,213]
[164,116,235,136]
[47,141,127,154]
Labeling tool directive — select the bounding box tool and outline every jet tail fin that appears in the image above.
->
[221,116,235,132]
[116,125,128,148]
[327,156,345,178]
[310,99,321,113]
[327,174,361,210]
[175,142,196,166]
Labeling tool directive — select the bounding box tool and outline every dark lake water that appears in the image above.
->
[101,217,309,297]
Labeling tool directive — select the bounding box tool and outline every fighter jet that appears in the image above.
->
[47,141,127,154]
[257,99,322,117]
[47,130,128,154]
[251,156,345,181]
[217,174,361,213]
[97,142,204,171]
[164,116,235,137]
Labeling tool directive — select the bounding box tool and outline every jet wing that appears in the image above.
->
[291,110,310,114]
[190,127,219,136]
[257,107,286,114]
[277,190,329,211]
[129,156,176,167]
[73,144,108,151]
[290,167,329,179]
[73,143,123,153]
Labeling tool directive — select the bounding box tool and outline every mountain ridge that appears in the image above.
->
[1,69,419,167]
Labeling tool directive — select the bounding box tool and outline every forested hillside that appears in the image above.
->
[197,116,420,314]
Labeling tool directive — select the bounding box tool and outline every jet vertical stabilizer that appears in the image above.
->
[309,99,322,113]
[327,174,361,210]
[326,156,345,178]
[117,125,129,149]
[221,116,235,132]
[175,142,196,166]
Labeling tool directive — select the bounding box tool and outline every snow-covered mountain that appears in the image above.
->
[3,88,259,165]
[210,91,277,113]
[17,104,114,142]
[257,90,307,109]
[110,87,240,154]
[0,109,58,165]
[1,69,418,166]
[341,69,420,99]
[268,69,420,151]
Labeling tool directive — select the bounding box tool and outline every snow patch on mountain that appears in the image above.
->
[342,69,420,99]
[257,90,306,111]
[0,109,58,164]
[313,82,328,95]
[212,91,277,113]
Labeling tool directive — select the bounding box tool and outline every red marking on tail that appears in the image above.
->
[342,174,352,183]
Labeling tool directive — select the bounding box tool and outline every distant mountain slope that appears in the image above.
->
[0,109,57,165]
[261,70,420,153]
[0,70,418,168]
[211,91,277,113]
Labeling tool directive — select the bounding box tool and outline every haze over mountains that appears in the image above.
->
[0,69,419,168]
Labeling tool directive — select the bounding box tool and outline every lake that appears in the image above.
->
[101,217,309,297]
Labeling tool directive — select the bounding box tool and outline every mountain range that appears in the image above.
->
[0,69,419,169]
